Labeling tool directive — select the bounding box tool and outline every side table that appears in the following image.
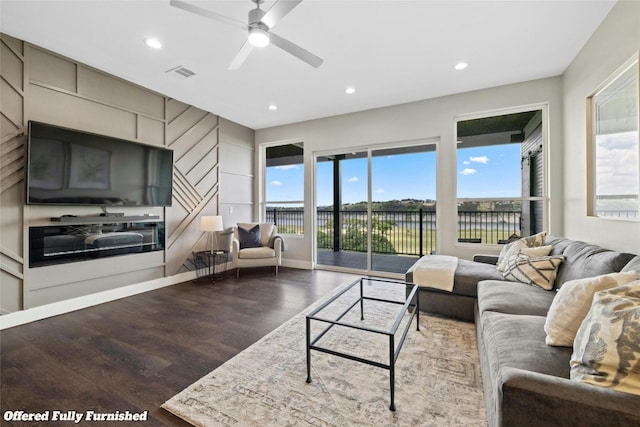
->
[192,251,229,283]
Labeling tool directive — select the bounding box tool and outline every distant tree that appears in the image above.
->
[341,217,396,253]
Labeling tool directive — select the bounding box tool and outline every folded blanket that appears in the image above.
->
[412,255,458,292]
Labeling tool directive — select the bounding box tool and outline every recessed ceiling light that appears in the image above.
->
[145,38,162,49]
[268,104,278,111]
[345,87,356,94]
[454,62,468,71]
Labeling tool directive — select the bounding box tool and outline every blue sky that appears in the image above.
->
[266,144,523,206]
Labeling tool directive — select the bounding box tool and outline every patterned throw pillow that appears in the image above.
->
[544,271,640,347]
[502,253,564,290]
[496,231,548,272]
[238,224,262,249]
[570,282,640,396]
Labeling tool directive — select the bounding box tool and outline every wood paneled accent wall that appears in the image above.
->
[1,35,26,314]
[0,33,254,314]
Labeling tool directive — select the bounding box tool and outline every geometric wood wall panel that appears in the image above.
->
[165,98,221,275]
[0,34,26,313]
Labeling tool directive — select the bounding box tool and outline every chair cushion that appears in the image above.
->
[238,224,262,249]
[238,246,276,259]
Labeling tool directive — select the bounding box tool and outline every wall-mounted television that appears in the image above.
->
[26,121,174,207]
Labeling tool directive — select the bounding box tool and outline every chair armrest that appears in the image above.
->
[271,235,284,258]
[473,254,499,265]
[232,238,241,255]
[268,234,285,251]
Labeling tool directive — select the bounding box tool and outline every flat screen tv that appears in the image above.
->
[26,121,173,207]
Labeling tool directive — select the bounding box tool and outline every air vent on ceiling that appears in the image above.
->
[166,65,196,79]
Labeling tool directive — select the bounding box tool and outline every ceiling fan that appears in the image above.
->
[169,0,323,70]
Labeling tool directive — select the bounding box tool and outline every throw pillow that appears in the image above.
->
[502,253,564,290]
[544,271,640,347]
[500,244,553,273]
[570,282,640,396]
[496,231,548,272]
[238,224,262,249]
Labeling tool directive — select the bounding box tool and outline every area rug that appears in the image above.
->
[162,281,487,426]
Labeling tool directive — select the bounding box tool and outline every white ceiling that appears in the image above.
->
[1,0,616,130]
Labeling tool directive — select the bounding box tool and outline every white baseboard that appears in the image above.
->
[282,259,313,270]
[0,271,197,330]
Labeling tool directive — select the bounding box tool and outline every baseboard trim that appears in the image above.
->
[282,259,313,270]
[0,271,197,330]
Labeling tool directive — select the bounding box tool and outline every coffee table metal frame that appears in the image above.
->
[305,277,420,411]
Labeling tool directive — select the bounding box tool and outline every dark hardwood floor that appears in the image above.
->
[1,268,359,426]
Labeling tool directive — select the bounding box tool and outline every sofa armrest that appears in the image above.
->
[473,254,499,265]
[500,367,640,426]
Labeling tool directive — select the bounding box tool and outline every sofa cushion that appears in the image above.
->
[480,311,573,379]
[571,283,640,396]
[545,236,636,288]
[478,280,555,316]
[452,259,505,297]
[544,271,640,347]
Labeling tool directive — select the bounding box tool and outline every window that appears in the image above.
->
[589,57,639,220]
[456,109,546,244]
[264,143,304,234]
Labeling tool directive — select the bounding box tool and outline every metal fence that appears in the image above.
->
[267,208,522,256]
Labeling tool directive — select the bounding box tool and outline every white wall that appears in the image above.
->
[256,76,564,265]
[562,0,640,253]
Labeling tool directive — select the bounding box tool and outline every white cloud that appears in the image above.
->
[463,160,470,165]
[271,180,283,187]
[595,132,639,195]
[469,156,489,164]
[460,168,477,176]
[348,176,359,183]
[376,188,384,194]
[274,165,299,170]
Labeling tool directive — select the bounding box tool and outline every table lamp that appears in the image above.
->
[201,215,224,254]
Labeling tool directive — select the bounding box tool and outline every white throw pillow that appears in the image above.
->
[544,270,640,347]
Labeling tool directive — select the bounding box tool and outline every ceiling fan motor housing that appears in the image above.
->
[249,5,267,27]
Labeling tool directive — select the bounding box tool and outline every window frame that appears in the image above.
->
[260,140,305,235]
[587,53,640,221]
[454,104,549,246]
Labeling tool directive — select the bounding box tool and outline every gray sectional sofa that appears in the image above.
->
[406,235,640,426]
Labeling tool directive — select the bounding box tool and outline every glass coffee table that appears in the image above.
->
[305,277,420,411]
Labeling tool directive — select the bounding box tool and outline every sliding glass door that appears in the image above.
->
[315,143,436,276]
[316,151,369,271]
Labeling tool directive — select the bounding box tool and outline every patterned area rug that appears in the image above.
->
[162,281,487,426]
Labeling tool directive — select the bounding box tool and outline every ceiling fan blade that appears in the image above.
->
[170,0,247,31]
[228,40,254,70]
[270,33,323,68]
[261,0,303,29]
